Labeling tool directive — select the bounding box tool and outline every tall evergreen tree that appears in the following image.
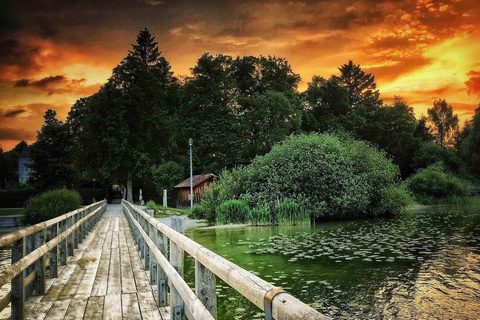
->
[68,28,176,202]
[336,60,381,109]
[30,110,73,189]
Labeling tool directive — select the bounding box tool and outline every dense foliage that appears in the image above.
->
[405,163,472,204]
[200,133,410,224]
[24,189,81,224]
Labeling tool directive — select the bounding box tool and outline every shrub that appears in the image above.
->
[412,142,466,176]
[216,200,249,224]
[201,168,248,223]
[247,206,271,226]
[0,187,38,208]
[274,200,309,225]
[405,162,472,204]
[189,205,207,219]
[24,189,81,225]
[243,133,407,219]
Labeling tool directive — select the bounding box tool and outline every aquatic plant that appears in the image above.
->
[216,200,249,224]
[274,200,310,225]
[247,205,271,225]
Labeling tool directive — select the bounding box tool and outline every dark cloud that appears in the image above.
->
[3,109,26,118]
[15,75,66,88]
[13,75,100,96]
[0,38,41,74]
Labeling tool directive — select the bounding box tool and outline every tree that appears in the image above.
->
[29,110,74,189]
[302,76,366,133]
[68,28,176,202]
[336,60,382,110]
[458,105,480,179]
[175,53,244,173]
[414,115,434,142]
[427,99,459,148]
[367,97,420,178]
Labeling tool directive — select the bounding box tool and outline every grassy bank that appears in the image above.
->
[432,196,480,206]
[145,201,190,218]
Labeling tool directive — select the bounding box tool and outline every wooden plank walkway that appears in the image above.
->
[24,210,167,320]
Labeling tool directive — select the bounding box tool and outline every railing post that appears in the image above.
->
[156,225,168,307]
[33,230,45,295]
[25,235,34,298]
[144,222,150,271]
[195,260,217,318]
[170,216,186,318]
[59,219,67,265]
[149,222,157,285]
[50,224,58,278]
[67,216,73,256]
[73,212,79,249]
[11,237,24,320]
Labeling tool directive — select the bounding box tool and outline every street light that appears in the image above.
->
[189,138,194,208]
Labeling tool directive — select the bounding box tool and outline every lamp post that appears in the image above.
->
[189,138,194,208]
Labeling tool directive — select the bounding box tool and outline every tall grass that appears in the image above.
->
[434,196,480,206]
[274,200,310,226]
[216,200,249,224]
[247,206,271,226]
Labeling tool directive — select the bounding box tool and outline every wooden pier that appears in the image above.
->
[0,200,329,320]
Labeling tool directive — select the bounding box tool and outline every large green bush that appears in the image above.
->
[24,189,81,225]
[244,133,407,219]
[202,133,409,224]
[405,162,472,203]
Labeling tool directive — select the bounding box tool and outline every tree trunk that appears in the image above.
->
[127,170,133,203]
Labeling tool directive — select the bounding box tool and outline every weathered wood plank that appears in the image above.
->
[107,248,121,295]
[120,248,136,294]
[137,291,162,320]
[45,299,71,320]
[121,293,141,320]
[90,249,111,296]
[84,296,104,319]
[125,229,150,292]
[25,301,54,320]
[103,294,122,320]
[63,296,88,320]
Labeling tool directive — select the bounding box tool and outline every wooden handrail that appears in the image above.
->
[0,205,104,288]
[0,200,106,248]
[0,199,107,319]
[122,200,329,320]
[123,204,215,319]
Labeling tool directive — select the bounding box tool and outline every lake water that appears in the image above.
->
[185,206,480,319]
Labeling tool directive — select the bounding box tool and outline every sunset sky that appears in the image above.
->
[1,0,480,151]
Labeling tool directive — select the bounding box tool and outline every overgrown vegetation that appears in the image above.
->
[405,162,472,204]
[23,189,81,225]
[197,133,410,225]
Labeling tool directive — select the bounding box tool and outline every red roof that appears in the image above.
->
[174,174,218,188]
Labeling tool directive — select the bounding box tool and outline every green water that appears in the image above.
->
[185,206,480,319]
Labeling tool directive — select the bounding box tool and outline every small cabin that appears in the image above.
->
[174,174,218,208]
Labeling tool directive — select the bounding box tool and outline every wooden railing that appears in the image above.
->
[122,200,329,320]
[0,200,107,319]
